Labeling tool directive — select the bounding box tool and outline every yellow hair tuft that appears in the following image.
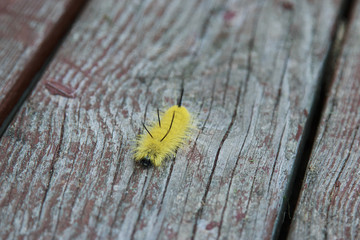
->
[134,104,192,167]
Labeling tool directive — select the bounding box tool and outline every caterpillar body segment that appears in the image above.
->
[134,104,191,167]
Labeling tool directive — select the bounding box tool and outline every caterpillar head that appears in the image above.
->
[140,156,152,168]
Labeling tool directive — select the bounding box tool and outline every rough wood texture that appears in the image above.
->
[0,0,341,239]
[0,0,87,126]
[288,2,360,239]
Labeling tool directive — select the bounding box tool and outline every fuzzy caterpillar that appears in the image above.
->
[134,89,191,167]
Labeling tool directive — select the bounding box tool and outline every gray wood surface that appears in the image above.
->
[288,1,360,239]
[0,0,342,239]
[0,0,86,126]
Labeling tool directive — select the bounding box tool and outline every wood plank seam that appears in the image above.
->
[0,0,346,238]
[277,0,358,238]
[0,0,89,137]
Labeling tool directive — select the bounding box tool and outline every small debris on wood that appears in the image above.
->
[280,1,294,11]
[45,80,77,98]
[205,221,220,230]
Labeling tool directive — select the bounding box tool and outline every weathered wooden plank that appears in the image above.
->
[0,0,87,127]
[288,2,360,239]
[0,0,341,239]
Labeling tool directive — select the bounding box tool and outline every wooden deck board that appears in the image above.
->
[0,0,87,127]
[0,0,342,239]
[288,1,360,239]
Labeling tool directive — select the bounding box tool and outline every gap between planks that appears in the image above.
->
[276,0,358,239]
[0,0,90,138]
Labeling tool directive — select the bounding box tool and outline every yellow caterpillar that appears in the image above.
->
[134,89,191,167]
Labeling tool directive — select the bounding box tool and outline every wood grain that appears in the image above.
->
[288,1,360,239]
[0,0,87,126]
[0,0,341,239]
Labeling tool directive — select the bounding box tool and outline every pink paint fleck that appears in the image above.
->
[45,80,76,98]
[294,124,303,141]
[281,1,294,10]
[303,109,308,117]
[206,221,219,230]
[122,110,129,118]
[223,10,236,22]
[130,96,141,112]
[236,211,246,222]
